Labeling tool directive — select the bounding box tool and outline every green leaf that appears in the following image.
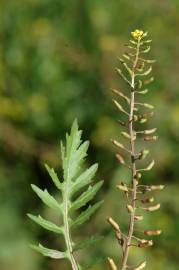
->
[70,181,103,211]
[71,201,103,228]
[71,163,98,196]
[45,164,62,190]
[73,235,104,251]
[31,184,61,211]
[30,243,67,259]
[27,214,64,234]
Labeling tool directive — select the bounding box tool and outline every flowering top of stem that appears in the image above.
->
[131,29,144,39]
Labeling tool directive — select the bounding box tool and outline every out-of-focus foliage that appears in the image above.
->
[0,1,178,270]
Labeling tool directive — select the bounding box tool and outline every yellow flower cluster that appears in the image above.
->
[131,29,143,39]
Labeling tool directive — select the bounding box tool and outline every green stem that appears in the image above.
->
[63,185,79,270]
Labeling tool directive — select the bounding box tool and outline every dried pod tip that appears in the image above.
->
[107,257,117,270]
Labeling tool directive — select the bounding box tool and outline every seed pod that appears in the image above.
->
[144,77,154,85]
[127,204,134,213]
[141,46,151,53]
[142,203,160,212]
[137,239,153,248]
[133,261,146,270]
[116,153,126,165]
[123,53,130,60]
[116,182,128,192]
[136,79,143,89]
[143,229,162,236]
[145,160,155,170]
[139,149,149,160]
[136,89,148,94]
[111,139,125,150]
[140,128,157,134]
[141,197,154,203]
[150,185,165,190]
[111,88,130,104]
[121,131,131,140]
[115,68,131,86]
[107,217,120,232]
[135,102,154,109]
[143,135,158,141]
[136,66,152,77]
[134,215,144,221]
[107,257,117,270]
[140,118,147,124]
[113,99,129,115]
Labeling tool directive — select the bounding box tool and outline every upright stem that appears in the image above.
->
[63,185,79,270]
[119,39,140,270]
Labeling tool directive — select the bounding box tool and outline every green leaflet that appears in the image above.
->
[27,214,64,234]
[73,235,104,251]
[70,201,103,228]
[70,181,103,211]
[45,164,62,190]
[70,163,98,196]
[31,184,62,212]
[68,141,89,181]
[31,243,67,259]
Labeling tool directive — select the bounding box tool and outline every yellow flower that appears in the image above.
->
[131,29,143,39]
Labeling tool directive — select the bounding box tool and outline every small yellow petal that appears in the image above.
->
[131,29,144,39]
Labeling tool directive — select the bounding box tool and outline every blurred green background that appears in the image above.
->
[0,0,179,269]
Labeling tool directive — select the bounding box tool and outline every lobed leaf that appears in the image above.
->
[70,201,103,228]
[27,214,64,234]
[45,164,62,190]
[70,181,103,211]
[71,163,98,196]
[30,243,67,259]
[31,184,62,212]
